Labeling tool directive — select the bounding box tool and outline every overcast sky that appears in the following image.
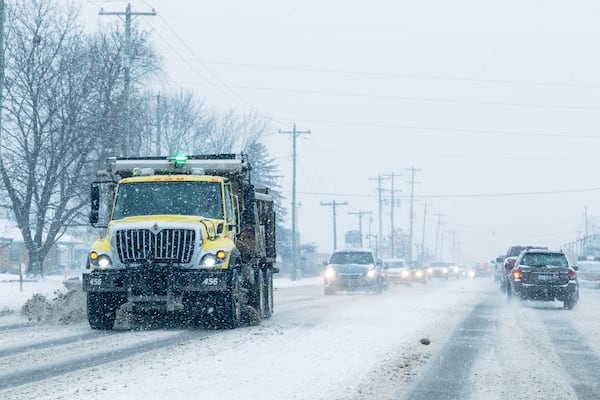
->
[76,0,600,263]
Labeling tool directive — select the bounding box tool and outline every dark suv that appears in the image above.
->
[323,248,384,295]
[500,245,547,291]
[506,249,579,309]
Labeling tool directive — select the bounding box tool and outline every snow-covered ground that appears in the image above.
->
[0,273,488,400]
[2,274,598,400]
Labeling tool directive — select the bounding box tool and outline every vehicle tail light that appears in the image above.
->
[513,268,521,280]
[568,267,577,281]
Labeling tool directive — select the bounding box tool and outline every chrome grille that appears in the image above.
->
[115,229,196,264]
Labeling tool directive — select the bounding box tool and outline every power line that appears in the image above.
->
[165,17,600,45]
[281,186,600,199]
[169,82,600,111]
[151,15,263,115]
[272,117,600,141]
[176,60,600,89]
[250,85,600,111]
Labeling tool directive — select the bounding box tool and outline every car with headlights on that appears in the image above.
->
[506,249,579,309]
[426,261,453,279]
[382,258,412,286]
[408,261,428,284]
[323,248,384,295]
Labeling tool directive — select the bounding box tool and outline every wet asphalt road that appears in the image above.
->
[400,288,600,400]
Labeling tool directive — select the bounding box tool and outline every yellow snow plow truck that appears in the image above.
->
[82,154,277,329]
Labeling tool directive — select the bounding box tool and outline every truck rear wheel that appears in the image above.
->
[87,292,123,330]
[252,269,266,319]
[263,269,273,319]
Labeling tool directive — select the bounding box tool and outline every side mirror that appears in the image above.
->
[572,265,579,271]
[89,184,100,225]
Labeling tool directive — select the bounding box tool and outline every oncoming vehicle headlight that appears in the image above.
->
[401,270,410,278]
[366,269,376,279]
[415,270,423,278]
[324,266,336,280]
[200,250,228,267]
[442,267,449,274]
[89,251,112,269]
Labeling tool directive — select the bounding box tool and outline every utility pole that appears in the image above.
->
[100,3,156,156]
[584,206,589,242]
[434,213,445,259]
[383,173,401,258]
[370,175,390,259]
[155,94,161,154]
[420,202,427,264]
[321,200,348,251]
[451,231,457,262]
[349,211,371,247]
[405,167,421,262]
[279,123,310,280]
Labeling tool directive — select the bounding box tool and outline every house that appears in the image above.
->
[0,220,89,275]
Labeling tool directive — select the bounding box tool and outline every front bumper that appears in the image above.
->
[83,268,229,295]
[324,274,379,291]
[387,274,411,285]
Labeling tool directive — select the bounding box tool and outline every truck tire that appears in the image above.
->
[263,269,273,319]
[87,292,123,330]
[251,269,266,319]
[218,269,242,329]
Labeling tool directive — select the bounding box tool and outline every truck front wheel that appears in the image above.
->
[218,269,243,329]
[87,292,124,330]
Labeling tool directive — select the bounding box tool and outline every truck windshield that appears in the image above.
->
[112,181,223,220]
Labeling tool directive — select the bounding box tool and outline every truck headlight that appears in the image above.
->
[201,254,217,267]
[366,269,376,278]
[90,251,112,269]
[401,270,410,278]
[200,250,228,267]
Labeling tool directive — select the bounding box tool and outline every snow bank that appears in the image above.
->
[0,273,320,325]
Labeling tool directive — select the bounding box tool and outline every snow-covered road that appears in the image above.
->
[1,277,599,399]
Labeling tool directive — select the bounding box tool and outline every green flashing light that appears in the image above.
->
[173,154,188,162]
[171,154,188,169]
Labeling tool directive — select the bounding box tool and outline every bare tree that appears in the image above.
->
[1,0,100,275]
[199,110,269,154]
[136,89,207,155]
